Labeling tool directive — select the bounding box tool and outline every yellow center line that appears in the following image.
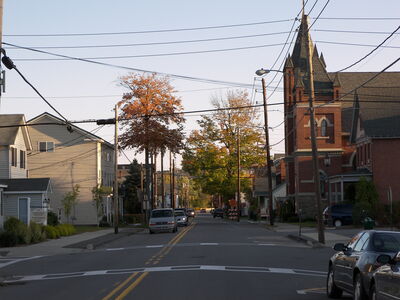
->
[101,272,139,300]
[114,272,149,300]
[101,221,196,300]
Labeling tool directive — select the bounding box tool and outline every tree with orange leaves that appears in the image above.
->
[118,73,185,210]
[118,73,185,153]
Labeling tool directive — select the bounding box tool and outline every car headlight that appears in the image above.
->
[183,217,186,221]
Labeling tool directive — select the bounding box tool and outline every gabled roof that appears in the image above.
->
[0,114,32,150]
[28,112,114,149]
[350,86,400,141]
[0,178,51,193]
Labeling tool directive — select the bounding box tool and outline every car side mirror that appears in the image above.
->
[333,243,346,251]
[377,254,392,265]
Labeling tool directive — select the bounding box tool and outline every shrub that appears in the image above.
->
[55,224,76,236]
[4,217,30,244]
[30,222,46,243]
[44,226,58,239]
[0,231,18,247]
[47,211,59,226]
[99,215,110,227]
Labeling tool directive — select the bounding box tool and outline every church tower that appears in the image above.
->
[283,15,344,216]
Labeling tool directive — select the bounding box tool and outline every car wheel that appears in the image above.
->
[334,219,342,227]
[173,226,178,233]
[354,273,367,300]
[326,266,343,298]
[149,230,154,234]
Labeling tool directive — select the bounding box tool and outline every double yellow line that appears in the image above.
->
[102,222,195,300]
[146,222,195,265]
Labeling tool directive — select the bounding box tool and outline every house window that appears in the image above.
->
[10,147,17,167]
[20,150,26,169]
[39,141,55,152]
[321,119,328,137]
[106,152,111,162]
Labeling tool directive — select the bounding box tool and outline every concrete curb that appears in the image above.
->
[64,228,144,250]
[287,234,325,248]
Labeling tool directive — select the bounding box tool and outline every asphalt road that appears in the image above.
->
[0,214,352,300]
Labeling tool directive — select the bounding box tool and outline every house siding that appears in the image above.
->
[28,115,114,224]
[10,128,28,179]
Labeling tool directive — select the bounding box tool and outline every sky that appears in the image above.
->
[1,0,399,167]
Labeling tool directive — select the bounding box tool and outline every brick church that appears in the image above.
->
[283,15,400,217]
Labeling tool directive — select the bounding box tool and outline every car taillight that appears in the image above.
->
[149,223,156,226]
[168,221,175,224]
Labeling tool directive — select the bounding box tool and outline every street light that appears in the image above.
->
[255,68,274,226]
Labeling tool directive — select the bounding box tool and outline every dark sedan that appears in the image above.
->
[370,251,400,299]
[327,230,400,300]
[212,208,224,218]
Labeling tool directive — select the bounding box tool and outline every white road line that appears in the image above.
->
[106,248,124,251]
[2,265,326,283]
[258,243,276,246]
[145,245,164,248]
[200,243,219,246]
[0,256,44,269]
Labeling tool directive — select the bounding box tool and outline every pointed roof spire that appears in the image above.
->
[284,55,294,69]
[313,45,319,58]
[320,53,326,68]
[333,73,342,87]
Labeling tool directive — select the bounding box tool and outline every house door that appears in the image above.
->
[19,198,29,224]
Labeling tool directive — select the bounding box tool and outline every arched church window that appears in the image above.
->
[321,119,328,137]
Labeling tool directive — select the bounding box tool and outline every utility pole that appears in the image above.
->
[237,127,241,222]
[161,149,165,208]
[172,156,175,209]
[261,78,275,226]
[305,15,325,244]
[0,0,4,110]
[113,104,119,234]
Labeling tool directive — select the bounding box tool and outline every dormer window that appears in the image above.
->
[39,141,55,152]
[321,119,328,137]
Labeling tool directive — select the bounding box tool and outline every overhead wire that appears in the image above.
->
[4,19,295,37]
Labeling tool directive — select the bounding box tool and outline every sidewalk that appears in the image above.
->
[0,227,143,257]
[265,222,362,248]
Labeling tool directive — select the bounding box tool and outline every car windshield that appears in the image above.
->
[372,233,400,252]
[151,210,173,218]
[175,211,185,216]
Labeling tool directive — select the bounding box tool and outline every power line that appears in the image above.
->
[3,31,292,50]
[309,0,331,29]
[9,42,291,61]
[314,17,400,21]
[2,42,256,88]
[336,25,400,72]
[3,19,294,37]
[315,29,400,35]
[316,40,400,49]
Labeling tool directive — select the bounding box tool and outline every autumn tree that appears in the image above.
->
[62,184,80,224]
[182,90,265,202]
[118,73,185,207]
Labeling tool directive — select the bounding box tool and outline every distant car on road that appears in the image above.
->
[149,208,177,234]
[327,230,400,300]
[370,251,400,300]
[323,203,353,227]
[199,208,206,213]
[175,210,188,226]
[186,208,195,218]
[213,208,224,218]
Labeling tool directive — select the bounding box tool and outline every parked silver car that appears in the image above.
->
[149,208,178,234]
[369,251,400,299]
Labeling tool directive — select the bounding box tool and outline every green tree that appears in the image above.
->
[92,185,112,225]
[121,160,142,214]
[353,177,379,224]
[61,184,80,223]
[182,90,265,202]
